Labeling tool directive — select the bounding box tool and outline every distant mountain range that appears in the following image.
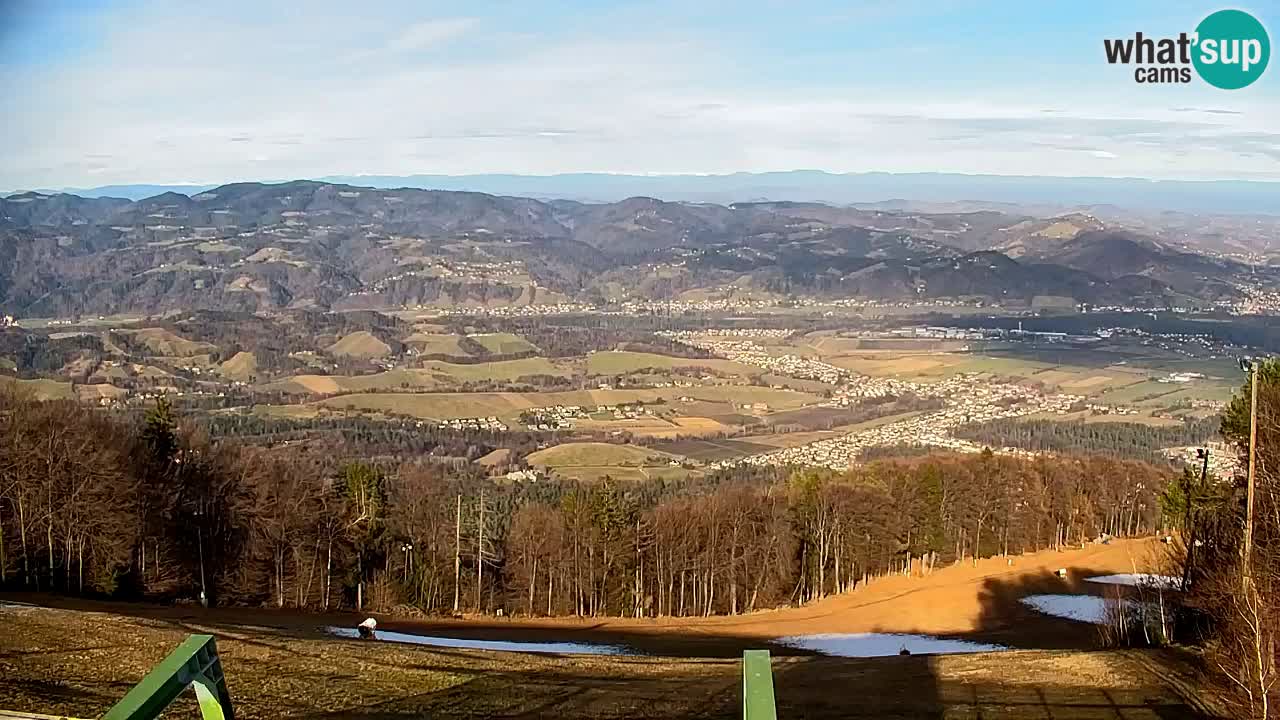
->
[12,170,1280,215]
[0,180,1273,318]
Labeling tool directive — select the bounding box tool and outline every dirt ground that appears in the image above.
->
[375,537,1173,654]
[0,537,1226,719]
[0,602,1224,719]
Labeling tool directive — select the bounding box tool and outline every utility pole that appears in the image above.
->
[453,494,461,614]
[1243,361,1260,591]
[477,490,486,613]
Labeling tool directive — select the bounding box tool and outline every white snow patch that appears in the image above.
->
[778,633,1006,658]
[1085,574,1180,589]
[1022,594,1117,623]
[326,626,629,655]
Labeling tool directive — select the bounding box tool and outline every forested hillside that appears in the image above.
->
[0,387,1174,616]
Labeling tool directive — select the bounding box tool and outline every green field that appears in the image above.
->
[468,332,538,355]
[586,351,760,378]
[0,376,75,400]
[526,441,679,467]
[267,358,573,395]
[421,357,571,382]
[303,385,819,421]
[405,333,472,358]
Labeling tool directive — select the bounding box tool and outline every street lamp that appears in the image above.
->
[401,543,414,581]
[193,506,208,608]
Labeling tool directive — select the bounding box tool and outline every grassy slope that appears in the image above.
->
[0,376,75,400]
[0,536,1222,720]
[404,333,472,358]
[327,331,392,359]
[526,442,676,467]
[468,332,538,355]
[126,328,218,357]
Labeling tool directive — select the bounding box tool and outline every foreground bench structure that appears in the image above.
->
[0,634,234,720]
[742,649,778,720]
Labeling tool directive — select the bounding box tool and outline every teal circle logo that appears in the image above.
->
[1193,9,1270,89]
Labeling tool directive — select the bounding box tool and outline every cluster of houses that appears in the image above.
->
[662,331,1117,470]
[1157,372,1207,384]
[1189,398,1228,412]
[517,402,662,431]
[830,376,924,402]
[680,328,792,339]
[1083,403,1140,416]
[1,315,15,328]
[661,332,846,384]
[1164,442,1240,482]
[620,298,779,314]
[717,376,1084,470]
[798,297,990,309]
[442,302,596,317]
[519,405,590,430]
[598,403,656,420]
[1229,284,1280,315]
[440,417,508,432]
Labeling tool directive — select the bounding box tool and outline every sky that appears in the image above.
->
[0,0,1277,189]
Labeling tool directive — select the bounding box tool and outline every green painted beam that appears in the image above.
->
[0,707,92,712]
[742,650,777,720]
[101,635,234,720]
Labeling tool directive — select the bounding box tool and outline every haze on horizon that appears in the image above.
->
[0,0,1277,191]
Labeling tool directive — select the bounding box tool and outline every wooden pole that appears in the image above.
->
[453,494,461,614]
[1244,362,1259,591]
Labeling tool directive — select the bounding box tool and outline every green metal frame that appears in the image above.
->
[101,635,234,720]
[741,650,777,720]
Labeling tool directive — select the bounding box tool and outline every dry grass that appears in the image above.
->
[326,331,392,359]
[404,333,472,358]
[219,351,258,381]
[0,547,1222,720]
[122,328,217,358]
[0,604,737,720]
[586,351,759,378]
[0,377,75,400]
[467,332,538,355]
[74,384,128,402]
[526,442,677,467]
[420,358,571,382]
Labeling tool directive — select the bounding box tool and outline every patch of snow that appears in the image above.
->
[325,626,630,655]
[777,633,1006,658]
[1022,594,1115,623]
[1085,574,1180,589]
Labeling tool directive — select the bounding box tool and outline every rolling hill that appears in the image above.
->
[2,181,1273,316]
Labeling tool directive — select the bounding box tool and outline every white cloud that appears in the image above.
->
[0,2,1277,188]
[386,18,476,52]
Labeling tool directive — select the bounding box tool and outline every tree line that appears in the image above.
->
[954,416,1219,461]
[1,387,1175,617]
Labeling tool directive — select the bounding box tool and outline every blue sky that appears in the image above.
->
[0,0,1276,188]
